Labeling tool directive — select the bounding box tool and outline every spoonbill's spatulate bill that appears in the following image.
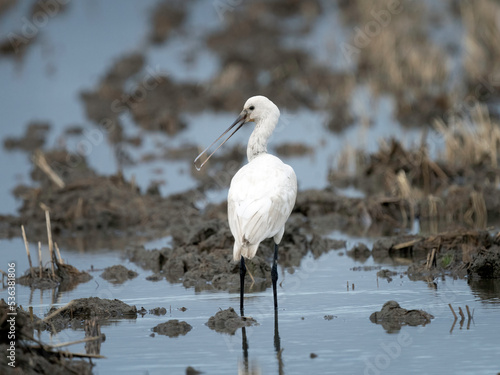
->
[194,96,297,316]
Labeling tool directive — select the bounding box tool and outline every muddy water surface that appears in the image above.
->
[3,236,499,374]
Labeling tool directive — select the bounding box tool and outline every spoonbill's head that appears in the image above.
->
[194,95,279,170]
[240,95,280,124]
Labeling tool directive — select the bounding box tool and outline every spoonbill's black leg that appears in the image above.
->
[240,255,246,316]
[272,243,279,310]
[274,308,281,353]
[241,326,249,370]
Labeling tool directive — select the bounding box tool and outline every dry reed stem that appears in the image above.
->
[434,103,500,170]
[458,307,465,320]
[461,0,500,81]
[42,300,75,322]
[21,225,34,278]
[395,170,415,225]
[33,150,65,189]
[355,1,447,95]
[47,336,104,350]
[75,197,83,219]
[22,332,106,359]
[471,191,487,228]
[38,241,42,278]
[392,238,421,250]
[426,248,437,270]
[45,210,55,278]
[54,242,64,265]
[448,304,457,320]
[466,305,473,320]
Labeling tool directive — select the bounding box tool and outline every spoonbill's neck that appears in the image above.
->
[247,111,279,162]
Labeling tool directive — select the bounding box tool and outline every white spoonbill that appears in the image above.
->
[194,95,297,315]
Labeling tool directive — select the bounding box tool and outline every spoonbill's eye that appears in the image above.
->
[249,106,255,110]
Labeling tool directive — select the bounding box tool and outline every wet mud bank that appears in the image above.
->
[351,229,500,281]
[18,262,91,291]
[44,297,138,332]
[100,265,138,284]
[370,301,434,332]
[0,300,94,375]
[206,308,258,335]
[2,143,499,291]
[152,320,192,337]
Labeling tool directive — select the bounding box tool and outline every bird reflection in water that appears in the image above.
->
[239,310,284,375]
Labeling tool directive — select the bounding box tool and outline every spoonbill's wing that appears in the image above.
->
[228,154,297,252]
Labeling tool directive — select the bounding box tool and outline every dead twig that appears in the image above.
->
[38,241,43,279]
[21,225,34,278]
[54,242,64,265]
[466,305,473,329]
[392,238,421,250]
[465,305,473,320]
[45,336,105,350]
[33,150,65,188]
[448,304,457,320]
[45,210,56,278]
[426,248,437,270]
[42,300,75,323]
[23,334,106,359]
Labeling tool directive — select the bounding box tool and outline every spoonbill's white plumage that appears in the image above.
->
[195,95,297,315]
[228,152,296,261]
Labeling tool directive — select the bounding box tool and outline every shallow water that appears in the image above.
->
[1,1,499,374]
[2,236,500,375]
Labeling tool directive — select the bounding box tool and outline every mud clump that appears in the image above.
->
[186,367,202,375]
[367,229,500,281]
[346,243,371,261]
[152,320,192,337]
[395,230,498,281]
[100,265,138,284]
[3,122,51,151]
[293,188,404,232]
[275,143,314,157]
[148,1,187,44]
[79,52,145,144]
[149,307,167,316]
[45,297,137,332]
[468,246,500,279]
[12,149,200,240]
[127,247,169,274]
[0,344,94,375]
[377,269,398,282]
[48,297,137,319]
[126,215,335,293]
[206,308,258,335]
[329,137,500,230]
[126,218,270,292]
[128,75,197,135]
[18,263,92,291]
[370,301,434,332]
